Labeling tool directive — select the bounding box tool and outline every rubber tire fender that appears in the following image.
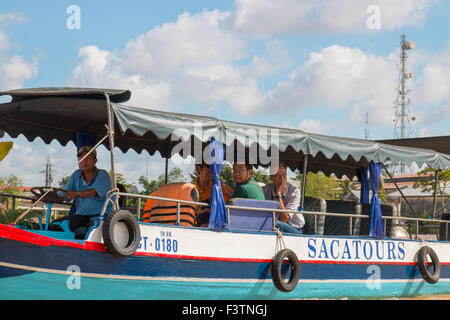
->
[102,210,141,257]
[417,246,440,284]
[271,249,300,292]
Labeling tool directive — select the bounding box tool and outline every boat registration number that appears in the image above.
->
[138,230,178,253]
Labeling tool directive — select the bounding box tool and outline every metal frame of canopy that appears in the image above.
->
[0,87,449,218]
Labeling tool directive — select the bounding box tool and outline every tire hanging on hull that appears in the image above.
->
[102,210,141,257]
[417,246,440,284]
[271,249,300,292]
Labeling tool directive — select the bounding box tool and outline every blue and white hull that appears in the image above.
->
[1,222,449,300]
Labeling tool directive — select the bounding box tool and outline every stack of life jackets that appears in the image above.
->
[142,183,199,227]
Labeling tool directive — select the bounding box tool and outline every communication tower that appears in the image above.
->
[393,35,416,172]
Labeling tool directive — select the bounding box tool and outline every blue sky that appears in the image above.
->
[0,0,449,188]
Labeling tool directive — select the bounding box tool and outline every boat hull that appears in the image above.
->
[1,223,449,299]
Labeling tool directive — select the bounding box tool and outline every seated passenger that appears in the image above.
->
[263,163,304,234]
[193,163,233,227]
[231,162,265,200]
[52,146,112,237]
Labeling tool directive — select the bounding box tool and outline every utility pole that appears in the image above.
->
[393,35,416,173]
[39,156,54,187]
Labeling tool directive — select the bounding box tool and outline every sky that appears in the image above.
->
[0,0,449,189]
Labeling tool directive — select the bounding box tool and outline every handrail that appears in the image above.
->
[100,191,450,240]
[0,192,72,211]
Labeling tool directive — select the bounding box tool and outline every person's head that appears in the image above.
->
[232,162,253,184]
[77,146,97,171]
[195,163,211,178]
[269,162,287,188]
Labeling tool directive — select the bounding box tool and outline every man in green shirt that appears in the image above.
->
[231,163,265,200]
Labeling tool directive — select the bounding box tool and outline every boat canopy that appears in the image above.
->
[0,87,449,179]
[377,136,450,156]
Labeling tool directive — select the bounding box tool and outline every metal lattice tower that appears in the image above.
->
[393,35,416,172]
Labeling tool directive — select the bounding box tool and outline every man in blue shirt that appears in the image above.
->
[53,146,112,236]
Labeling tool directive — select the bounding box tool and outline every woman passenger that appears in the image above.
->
[193,163,233,227]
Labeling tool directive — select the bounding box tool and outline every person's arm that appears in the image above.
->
[275,175,290,222]
[90,170,112,200]
[275,196,290,222]
[65,188,97,200]
[57,172,76,200]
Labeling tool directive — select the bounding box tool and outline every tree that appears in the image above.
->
[292,170,339,200]
[139,167,185,195]
[58,176,70,188]
[338,179,356,199]
[0,174,25,195]
[252,168,271,185]
[413,168,450,207]
[220,163,235,189]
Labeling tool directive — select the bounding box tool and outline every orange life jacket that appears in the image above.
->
[142,183,199,226]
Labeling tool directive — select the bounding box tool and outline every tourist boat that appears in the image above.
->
[0,87,449,300]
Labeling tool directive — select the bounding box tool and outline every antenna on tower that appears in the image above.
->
[393,35,416,173]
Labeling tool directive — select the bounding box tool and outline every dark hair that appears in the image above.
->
[195,163,211,172]
[234,162,253,172]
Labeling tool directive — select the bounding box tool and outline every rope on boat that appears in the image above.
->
[106,187,120,211]
[274,227,287,251]
[12,132,110,225]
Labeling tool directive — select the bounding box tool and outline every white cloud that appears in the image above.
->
[70,10,259,111]
[263,45,397,127]
[241,40,294,78]
[68,5,445,134]
[0,54,38,89]
[231,0,437,36]
[414,43,450,107]
[0,13,37,90]
[297,119,340,135]
[121,10,245,78]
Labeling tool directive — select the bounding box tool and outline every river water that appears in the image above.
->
[388,294,450,300]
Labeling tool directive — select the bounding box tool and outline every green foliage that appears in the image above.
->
[413,168,450,195]
[139,167,185,195]
[0,174,25,195]
[292,170,339,200]
[0,208,42,229]
[252,168,271,185]
[219,163,235,189]
[413,167,450,207]
[338,179,356,198]
[58,176,70,188]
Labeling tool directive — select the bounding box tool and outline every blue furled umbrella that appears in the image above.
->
[369,161,384,238]
[358,167,369,204]
[75,131,97,150]
[208,138,228,230]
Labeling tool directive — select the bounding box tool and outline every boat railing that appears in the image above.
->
[104,191,450,240]
[0,192,35,212]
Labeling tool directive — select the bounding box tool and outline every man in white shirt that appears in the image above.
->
[263,163,305,234]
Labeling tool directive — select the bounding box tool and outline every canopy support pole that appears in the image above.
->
[300,154,308,209]
[105,93,117,193]
[382,164,419,219]
[164,156,169,184]
[432,169,440,218]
